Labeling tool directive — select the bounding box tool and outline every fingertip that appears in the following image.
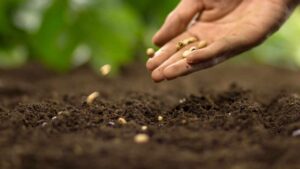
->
[151,68,165,83]
[152,33,165,47]
[146,59,156,71]
[163,63,183,80]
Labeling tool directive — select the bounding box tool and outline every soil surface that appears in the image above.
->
[0,62,300,169]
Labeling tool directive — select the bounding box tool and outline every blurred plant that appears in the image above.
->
[0,0,299,72]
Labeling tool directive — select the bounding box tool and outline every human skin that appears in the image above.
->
[146,0,300,82]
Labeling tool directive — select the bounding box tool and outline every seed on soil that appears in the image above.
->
[292,129,300,137]
[197,40,208,49]
[41,122,48,127]
[86,91,99,105]
[134,134,149,144]
[146,48,155,58]
[179,98,186,104]
[141,125,148,131]
[158,115,163,122]
[58,111,70,116]
[117,117,127,125]
[100,64,111,76]
[51,116,58,121]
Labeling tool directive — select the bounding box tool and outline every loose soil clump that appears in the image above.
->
[0,63,300,169]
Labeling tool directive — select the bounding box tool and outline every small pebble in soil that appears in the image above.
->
[146,48,155,58]
[86,91,99,105]
[117,117,127,125]
[292,129,300,137]
[181,119,187,124]
[158,116,163,122]
[141,126,148,131]
[179,98,186,104]
[100,64,111,76]
[108,121,115,126]
[134,134,149,144]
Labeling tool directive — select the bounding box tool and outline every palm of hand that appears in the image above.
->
[147,0,294,82]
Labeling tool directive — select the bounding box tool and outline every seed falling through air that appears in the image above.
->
[100,64,111,76]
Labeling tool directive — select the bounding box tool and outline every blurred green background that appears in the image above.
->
[0,0,300,73]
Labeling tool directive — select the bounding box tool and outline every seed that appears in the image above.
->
[190,46,198,51]
[58,111,70,116]
[117,117,127,125]
[176,41,185,51]
[86,91,99,105]
[197,40,208,49]
[146,48,155,58]
[141,125,148,131]
[41,122,48,127]
[179,98,186,104]
[100,64,111,76]
[158,115,163,121]
[51,116,58,120]
[182,37,198,45]
[134,134,149,144]
[182,50,191,58]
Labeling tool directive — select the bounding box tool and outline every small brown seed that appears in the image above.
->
[141,125,148,131]
[86,92,99,105]
[146,48,155,57]
[100,64,111,76]
[134,134,149,144]
[158,115,163,121]
[198,40,208,49]
[117,117,127,125]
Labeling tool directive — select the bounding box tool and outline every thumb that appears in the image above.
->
[152,0,203,47]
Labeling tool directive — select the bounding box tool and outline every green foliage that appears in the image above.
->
[0,0,299,72]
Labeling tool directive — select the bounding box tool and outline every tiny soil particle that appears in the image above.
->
[1,63,300,169]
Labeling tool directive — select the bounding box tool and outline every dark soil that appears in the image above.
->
[0,62,300,169]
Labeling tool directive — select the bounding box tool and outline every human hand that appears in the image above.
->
[146,0,299,82]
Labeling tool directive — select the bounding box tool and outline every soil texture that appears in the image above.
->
[0,62,300,169]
